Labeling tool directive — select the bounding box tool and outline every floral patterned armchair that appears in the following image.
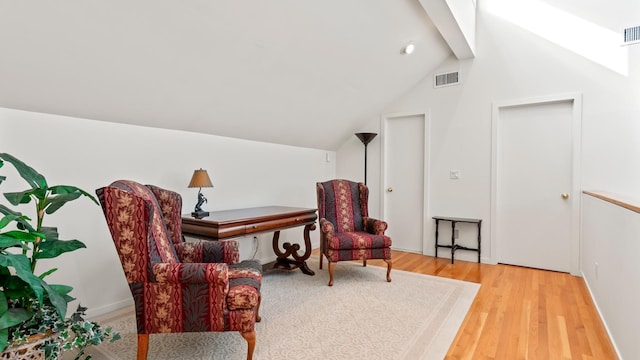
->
[96,180,262,360]
[316,179,392,286]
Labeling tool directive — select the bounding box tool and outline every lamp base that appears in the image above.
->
[191,211,210,219]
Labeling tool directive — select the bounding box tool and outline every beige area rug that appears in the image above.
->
[90,259,479,360]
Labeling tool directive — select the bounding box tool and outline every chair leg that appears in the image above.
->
[319,251,323,269]
[363,258,367,267]
[384,259,392,282]
[241,330,256,360]
[255,294,262,322]
[328,262,335,286]
[137,334,149,360]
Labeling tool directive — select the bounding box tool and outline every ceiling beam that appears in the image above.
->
[419,0,476,59]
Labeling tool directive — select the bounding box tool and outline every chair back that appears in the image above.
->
[316,179,369,233]
[96,180,180,285]
[147,184,184,245]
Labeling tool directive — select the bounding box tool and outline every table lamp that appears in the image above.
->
[188,168,213,218]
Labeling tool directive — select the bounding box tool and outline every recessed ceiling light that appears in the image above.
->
[402,42,415,55]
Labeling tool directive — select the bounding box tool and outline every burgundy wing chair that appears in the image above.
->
[316,179,392,286]
[96,180,262,360]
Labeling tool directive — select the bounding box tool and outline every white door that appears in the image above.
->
[382,114,426,254]
[494,98,578,273]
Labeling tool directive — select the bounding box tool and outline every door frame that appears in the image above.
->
[490,93,582,275]
[380,111,431,255]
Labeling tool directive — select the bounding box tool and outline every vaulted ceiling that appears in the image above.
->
[0,0,469,150]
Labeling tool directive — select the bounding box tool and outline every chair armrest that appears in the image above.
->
[363,217,388,235]
[152,262,229,288]
[174,239,240,264]
[319,218,336,240]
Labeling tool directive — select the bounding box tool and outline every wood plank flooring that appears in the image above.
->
[313,250,618,359]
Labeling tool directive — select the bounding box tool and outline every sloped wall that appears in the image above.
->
[0,108,335,316]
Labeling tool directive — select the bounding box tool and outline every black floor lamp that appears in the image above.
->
[355,132,377,185]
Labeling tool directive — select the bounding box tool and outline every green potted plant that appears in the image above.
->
[0,153,119,359]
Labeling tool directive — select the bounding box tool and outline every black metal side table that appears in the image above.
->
[433,216,482,264]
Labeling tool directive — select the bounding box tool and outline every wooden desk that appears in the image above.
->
[182,206,318,275]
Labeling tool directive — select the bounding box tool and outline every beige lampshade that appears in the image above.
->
[188,169,213,188]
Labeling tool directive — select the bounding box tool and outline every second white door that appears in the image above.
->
[494,98,577,273]
[383,114,426,254]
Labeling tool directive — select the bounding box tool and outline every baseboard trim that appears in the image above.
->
[85,298,134,320]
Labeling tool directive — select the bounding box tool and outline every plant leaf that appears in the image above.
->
[41,282,68,320]
[0,329,8,353]
[0,306,34,352]
[0,253,45,303]
[0,273,32,299]
[35,239,86,259]
[0,213,22,230]
[0,153,47,189]
[48,284,73,298]
[0,229,45,249]
[0,230,40,241]
[3,187,48,206]
[44,192,81,214]
[44,186,99,214]
[40,226,58,240]
[0,307,33,330]
[3,191,33,206]
[0,234,30,250]
[0,205,35,232]
[38,267,57,280]
[0,293,6,316]
[58,185,100,206]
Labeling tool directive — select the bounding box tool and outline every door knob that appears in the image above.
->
[561,193,569,199]
[387,187,393,192]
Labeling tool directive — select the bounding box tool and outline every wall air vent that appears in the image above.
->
[434,71,460,88]
[623,25,640,45]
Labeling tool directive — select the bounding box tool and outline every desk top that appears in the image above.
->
[183,206,316,224]
[182,206,317,239]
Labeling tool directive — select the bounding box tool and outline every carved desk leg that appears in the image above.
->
[272,223,316,275]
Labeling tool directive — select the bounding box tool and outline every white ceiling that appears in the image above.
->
[0,0,454,150]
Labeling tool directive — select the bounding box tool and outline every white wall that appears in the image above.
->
[335,1,639,356]
[337,0,640,264]
[0,108,335,316]
[582,193,640,359]
[335,134,384,219]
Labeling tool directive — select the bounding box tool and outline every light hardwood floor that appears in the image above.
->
[315,250,618,359]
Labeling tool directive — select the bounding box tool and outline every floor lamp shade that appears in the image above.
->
[355,132,377,185]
